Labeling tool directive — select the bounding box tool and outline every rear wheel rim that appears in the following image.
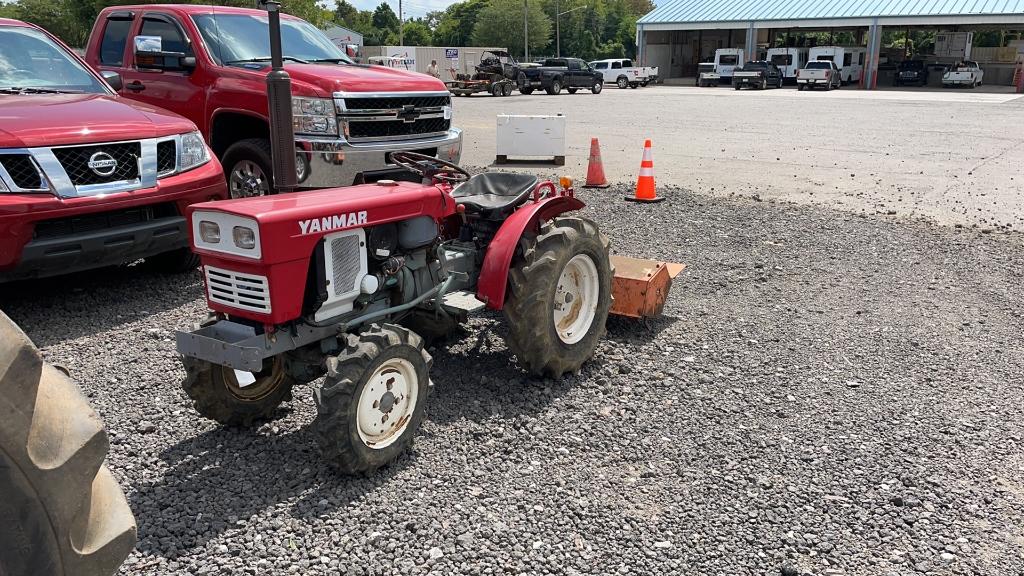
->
[553,254,600,345]
[356,357,419,449]
[229,160,270,198]
[221,356,286,402]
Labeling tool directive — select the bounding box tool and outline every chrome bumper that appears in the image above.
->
[294,128,463,188]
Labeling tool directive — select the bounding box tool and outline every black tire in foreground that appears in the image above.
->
[0,312,135,576]
[145,247,200,274]
[182,355,296,427]
[313,324,432,475]
[503,217,612,378]
[592,80,603,94]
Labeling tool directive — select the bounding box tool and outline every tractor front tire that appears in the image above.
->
[0,312,136,576]
[313,324,432,475]
[182,355,296,427]
[504,217,612,378]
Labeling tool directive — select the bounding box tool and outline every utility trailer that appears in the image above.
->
[447,50,523,97]
[446,76,516,97]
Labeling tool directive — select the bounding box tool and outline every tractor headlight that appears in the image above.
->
[292,97,338,136]
[199,221,221,243]
[180,131,211,172]
[192,211,262,260]
[232,226,256,250]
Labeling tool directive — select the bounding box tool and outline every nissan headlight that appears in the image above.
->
[293,97,338,135]
[180,131,210,171]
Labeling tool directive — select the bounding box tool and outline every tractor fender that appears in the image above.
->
[476,195,585,310]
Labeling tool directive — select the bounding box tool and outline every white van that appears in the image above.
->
[808,46,866,85]
[711,48,744,83]
[766,47,808,80]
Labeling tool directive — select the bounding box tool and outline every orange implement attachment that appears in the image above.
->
[609,255,685,319]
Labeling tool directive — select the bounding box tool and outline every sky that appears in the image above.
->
[346,0,458,19]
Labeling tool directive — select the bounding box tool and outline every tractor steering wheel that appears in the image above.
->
[390,151,471,184]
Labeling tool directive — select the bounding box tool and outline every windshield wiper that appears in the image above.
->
[307,58,350,64]
[1,87,82,94]
[226,56,309,65]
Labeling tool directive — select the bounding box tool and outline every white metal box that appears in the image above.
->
[495,114,566,165]
[935,32,973,59]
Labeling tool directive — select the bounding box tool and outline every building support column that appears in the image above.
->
[745,22,757,62]
[864,18,882,89]
[636,24,644,65]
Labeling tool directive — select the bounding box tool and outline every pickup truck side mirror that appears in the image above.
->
[101,70,123,91]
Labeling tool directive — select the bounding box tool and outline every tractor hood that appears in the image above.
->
[280,62,446,96]
[187,180,457,265]
[0,93,196,148]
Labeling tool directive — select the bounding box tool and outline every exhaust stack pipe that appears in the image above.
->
[264,0,297,193]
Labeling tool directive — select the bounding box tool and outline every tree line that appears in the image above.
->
[0,0,653,60]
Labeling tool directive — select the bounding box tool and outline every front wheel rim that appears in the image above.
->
[221,356,285,402]
[356,357,419,449]
[229,160,270,198]
[553,254,600,345]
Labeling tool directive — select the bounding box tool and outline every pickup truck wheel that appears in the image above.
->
[734,84,741,90]
[0,313,136,576]
[520,87,533,95]
[182,355,296,427]
[591,80,602,94]
[546,79,562,95]
[760,78,767,90]
[313,324,432,474]
[503,217,612,378]
[567,88,578,94]
[223,138,274,198]
[798,84,805,91]
[146,247,199,274]
[616,76,628,89]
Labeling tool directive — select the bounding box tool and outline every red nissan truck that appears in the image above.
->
[0,18,226,282]
[84,5,463,198]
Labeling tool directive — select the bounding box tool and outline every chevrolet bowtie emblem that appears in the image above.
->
[396,105,420,123]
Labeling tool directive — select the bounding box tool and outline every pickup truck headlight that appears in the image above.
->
[292,97,338,136]
[180,131,211,172]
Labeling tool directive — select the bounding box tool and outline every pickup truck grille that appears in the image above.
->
[53,142,140,186]
[157,140,177,175]
[336,92,451,143]
[0,155,46,190]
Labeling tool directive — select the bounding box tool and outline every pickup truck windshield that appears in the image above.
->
[542,59,568,67]
[0,25,107,93]
[192,14,353,66]
[899,61,924,70]
[805,62,833,70]
[743,61,767,69]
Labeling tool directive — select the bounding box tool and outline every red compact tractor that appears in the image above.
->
[176,153,613,473]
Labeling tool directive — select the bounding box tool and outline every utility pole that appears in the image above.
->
[399,0,403,46]
[556,4,587,57]
[524,0,529,61]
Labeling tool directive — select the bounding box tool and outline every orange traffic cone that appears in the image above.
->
[626,139,664,203]
[583,137,610,188]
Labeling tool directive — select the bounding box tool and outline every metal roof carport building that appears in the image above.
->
[636,0,1024,88]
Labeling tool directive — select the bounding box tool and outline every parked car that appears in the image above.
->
[766,47,808,82]
[796,60,842,90]
[85,4,462,196]
[696,62,719,86]
[808,46,866,85]
[943,61,984,88]
[0,17,227,281]
[589,58,656,88]
[894,59,929,86]
[713,48,744,84]
[520,58,603,95]
[733,61,784,90]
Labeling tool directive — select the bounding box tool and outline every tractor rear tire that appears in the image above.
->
[0,312,135,576]
[313,324,432,475]
[503,217,612,378]
[182,355,296,427]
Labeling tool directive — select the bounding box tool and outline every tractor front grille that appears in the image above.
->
[204,266,271,314]
[52,142,140,186]
[330,234,362,297]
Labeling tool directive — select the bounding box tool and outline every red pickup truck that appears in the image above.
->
[0,18,226,282]
[84,5,463,197]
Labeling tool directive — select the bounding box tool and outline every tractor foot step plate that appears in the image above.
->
[442,291,487,313]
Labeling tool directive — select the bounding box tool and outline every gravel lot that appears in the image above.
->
[3,186,1023,576]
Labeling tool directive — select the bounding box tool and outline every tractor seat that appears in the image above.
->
[451,172,539,215]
